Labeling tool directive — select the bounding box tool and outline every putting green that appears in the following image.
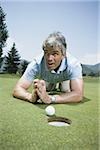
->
[0,74,99,150]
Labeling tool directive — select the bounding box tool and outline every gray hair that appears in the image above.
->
[42,32,67,55]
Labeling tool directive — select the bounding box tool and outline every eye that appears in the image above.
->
[52,52,59,56]
[53,53,57,56]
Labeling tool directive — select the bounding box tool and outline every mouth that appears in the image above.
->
[48,63,54,65]
[47,63,55,69]
[48,63,54,67]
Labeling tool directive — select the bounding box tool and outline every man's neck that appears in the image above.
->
[54,60,62,72]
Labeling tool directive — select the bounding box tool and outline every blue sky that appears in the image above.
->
[1,0,99,64]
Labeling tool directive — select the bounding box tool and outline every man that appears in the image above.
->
[13,32,83,104]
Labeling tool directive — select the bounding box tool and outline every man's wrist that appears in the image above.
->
[26,93,33,102]
[26,93,37,103]
[49,95,56,103]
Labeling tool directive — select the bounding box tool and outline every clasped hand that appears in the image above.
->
[32,79,51,104]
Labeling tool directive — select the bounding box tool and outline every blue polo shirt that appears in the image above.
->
[22,52,82,84]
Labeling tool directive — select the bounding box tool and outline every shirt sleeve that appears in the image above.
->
[70,62,83,80]
[22,60,39,82]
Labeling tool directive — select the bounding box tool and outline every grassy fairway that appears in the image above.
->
[0,74,99,150]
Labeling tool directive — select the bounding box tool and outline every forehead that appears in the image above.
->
[44,46,62,53]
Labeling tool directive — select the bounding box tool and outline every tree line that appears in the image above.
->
[0,5,29,75]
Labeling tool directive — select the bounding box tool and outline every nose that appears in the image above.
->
[48,54,54,60]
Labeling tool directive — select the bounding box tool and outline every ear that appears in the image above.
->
[61,55,64,60]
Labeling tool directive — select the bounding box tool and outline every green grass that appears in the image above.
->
[0,74,99,150]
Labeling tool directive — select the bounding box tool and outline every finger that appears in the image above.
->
[33,79,40,84]
[33,79,40,88]
[36,81,43,90]
[31,89,38,103]
[36,88,42,98]
[34,83,38,88]
[40,80,46,86]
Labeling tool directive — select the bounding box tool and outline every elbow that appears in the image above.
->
[12,89,16,98]
[12,87,17,98]
[77,95,83,102]
[76,92,83,102]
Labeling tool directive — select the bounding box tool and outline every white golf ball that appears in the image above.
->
[45,105,55,116]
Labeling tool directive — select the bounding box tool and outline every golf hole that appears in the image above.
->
[48,116,72,127]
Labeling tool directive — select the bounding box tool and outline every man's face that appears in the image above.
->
[44,47,64,71]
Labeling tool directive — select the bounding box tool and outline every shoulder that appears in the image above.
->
[66,53,82,79]
[67,52,81,68]
[22,54,44,81]
[28,53,44,67]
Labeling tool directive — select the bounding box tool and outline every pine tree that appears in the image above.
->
[0,6,8,66]
[4,43,20,74]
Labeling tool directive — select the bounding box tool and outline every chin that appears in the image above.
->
[48,68,54,71]
[48,66,55,71]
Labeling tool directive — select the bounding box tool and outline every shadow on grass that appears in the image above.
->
[81,97,91,103]
[35,103,48,109]
[35,97,91,109]
[66,97,91,106]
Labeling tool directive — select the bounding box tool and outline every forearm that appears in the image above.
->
[53,91,83,103]
[34,79,83,104]
[12,87,32,102]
